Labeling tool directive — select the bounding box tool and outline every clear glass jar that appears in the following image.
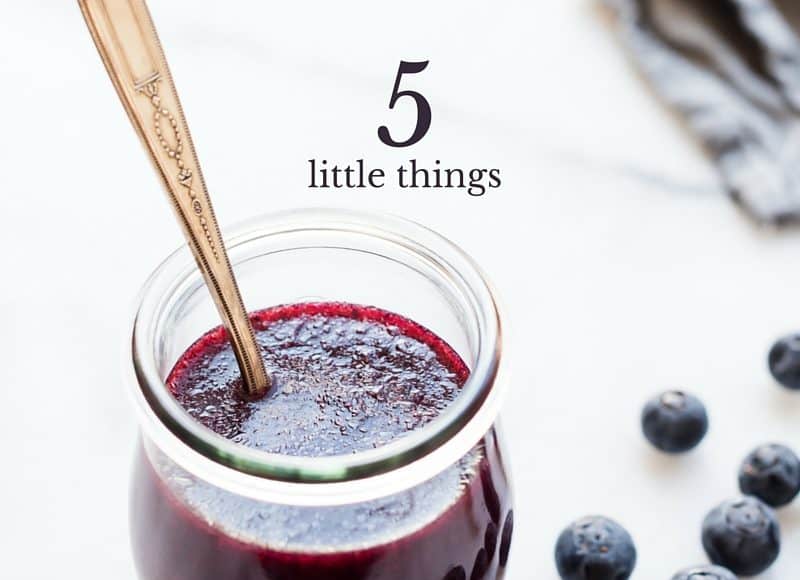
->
[128,209,513,580]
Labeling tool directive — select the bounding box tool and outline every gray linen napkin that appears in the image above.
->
[606,0,800,224]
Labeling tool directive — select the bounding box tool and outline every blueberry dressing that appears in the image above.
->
[131,302,512,580]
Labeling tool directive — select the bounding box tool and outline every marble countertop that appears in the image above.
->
[1,1,799,578]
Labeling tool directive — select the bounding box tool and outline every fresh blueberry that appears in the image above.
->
[641,390,709,453]
[555,515,636,580]
[739,443,800,508]
[702,496,780,576]
[670,565,737,580]
[768,333,800,390]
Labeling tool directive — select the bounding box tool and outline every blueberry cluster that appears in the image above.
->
[552,334,800,579]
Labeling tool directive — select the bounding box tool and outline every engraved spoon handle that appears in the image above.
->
[79,0,271,398]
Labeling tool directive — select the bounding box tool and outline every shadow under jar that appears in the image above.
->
[128,209,514,580]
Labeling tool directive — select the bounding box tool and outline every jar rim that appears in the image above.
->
[129,208,508,503]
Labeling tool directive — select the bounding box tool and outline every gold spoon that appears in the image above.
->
[79,0,271,399]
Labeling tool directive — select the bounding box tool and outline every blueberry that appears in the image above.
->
[670,564,737,580]
[702,496,780,576]
[641,390,709,453]
[768,333,800,390]
[555,516,636,580]
[484,522,498,560]
[739,443,800,508]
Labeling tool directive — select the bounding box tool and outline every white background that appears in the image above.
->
[2,1,800,578]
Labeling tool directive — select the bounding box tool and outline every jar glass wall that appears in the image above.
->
[128,209,513,580]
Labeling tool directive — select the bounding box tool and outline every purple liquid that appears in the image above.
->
[131,303,513,580]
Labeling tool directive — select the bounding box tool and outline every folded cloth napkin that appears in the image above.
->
[606,0,800,224]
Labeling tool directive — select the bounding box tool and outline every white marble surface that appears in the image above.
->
[2,1,800,578]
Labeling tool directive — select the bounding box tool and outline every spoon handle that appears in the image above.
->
[79,0,270,398]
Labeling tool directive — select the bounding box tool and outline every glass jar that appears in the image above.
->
[128,209,513,580]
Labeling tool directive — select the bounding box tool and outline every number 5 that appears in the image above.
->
[378,61,432,148]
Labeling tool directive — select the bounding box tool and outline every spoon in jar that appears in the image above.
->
[79,0,271,399]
